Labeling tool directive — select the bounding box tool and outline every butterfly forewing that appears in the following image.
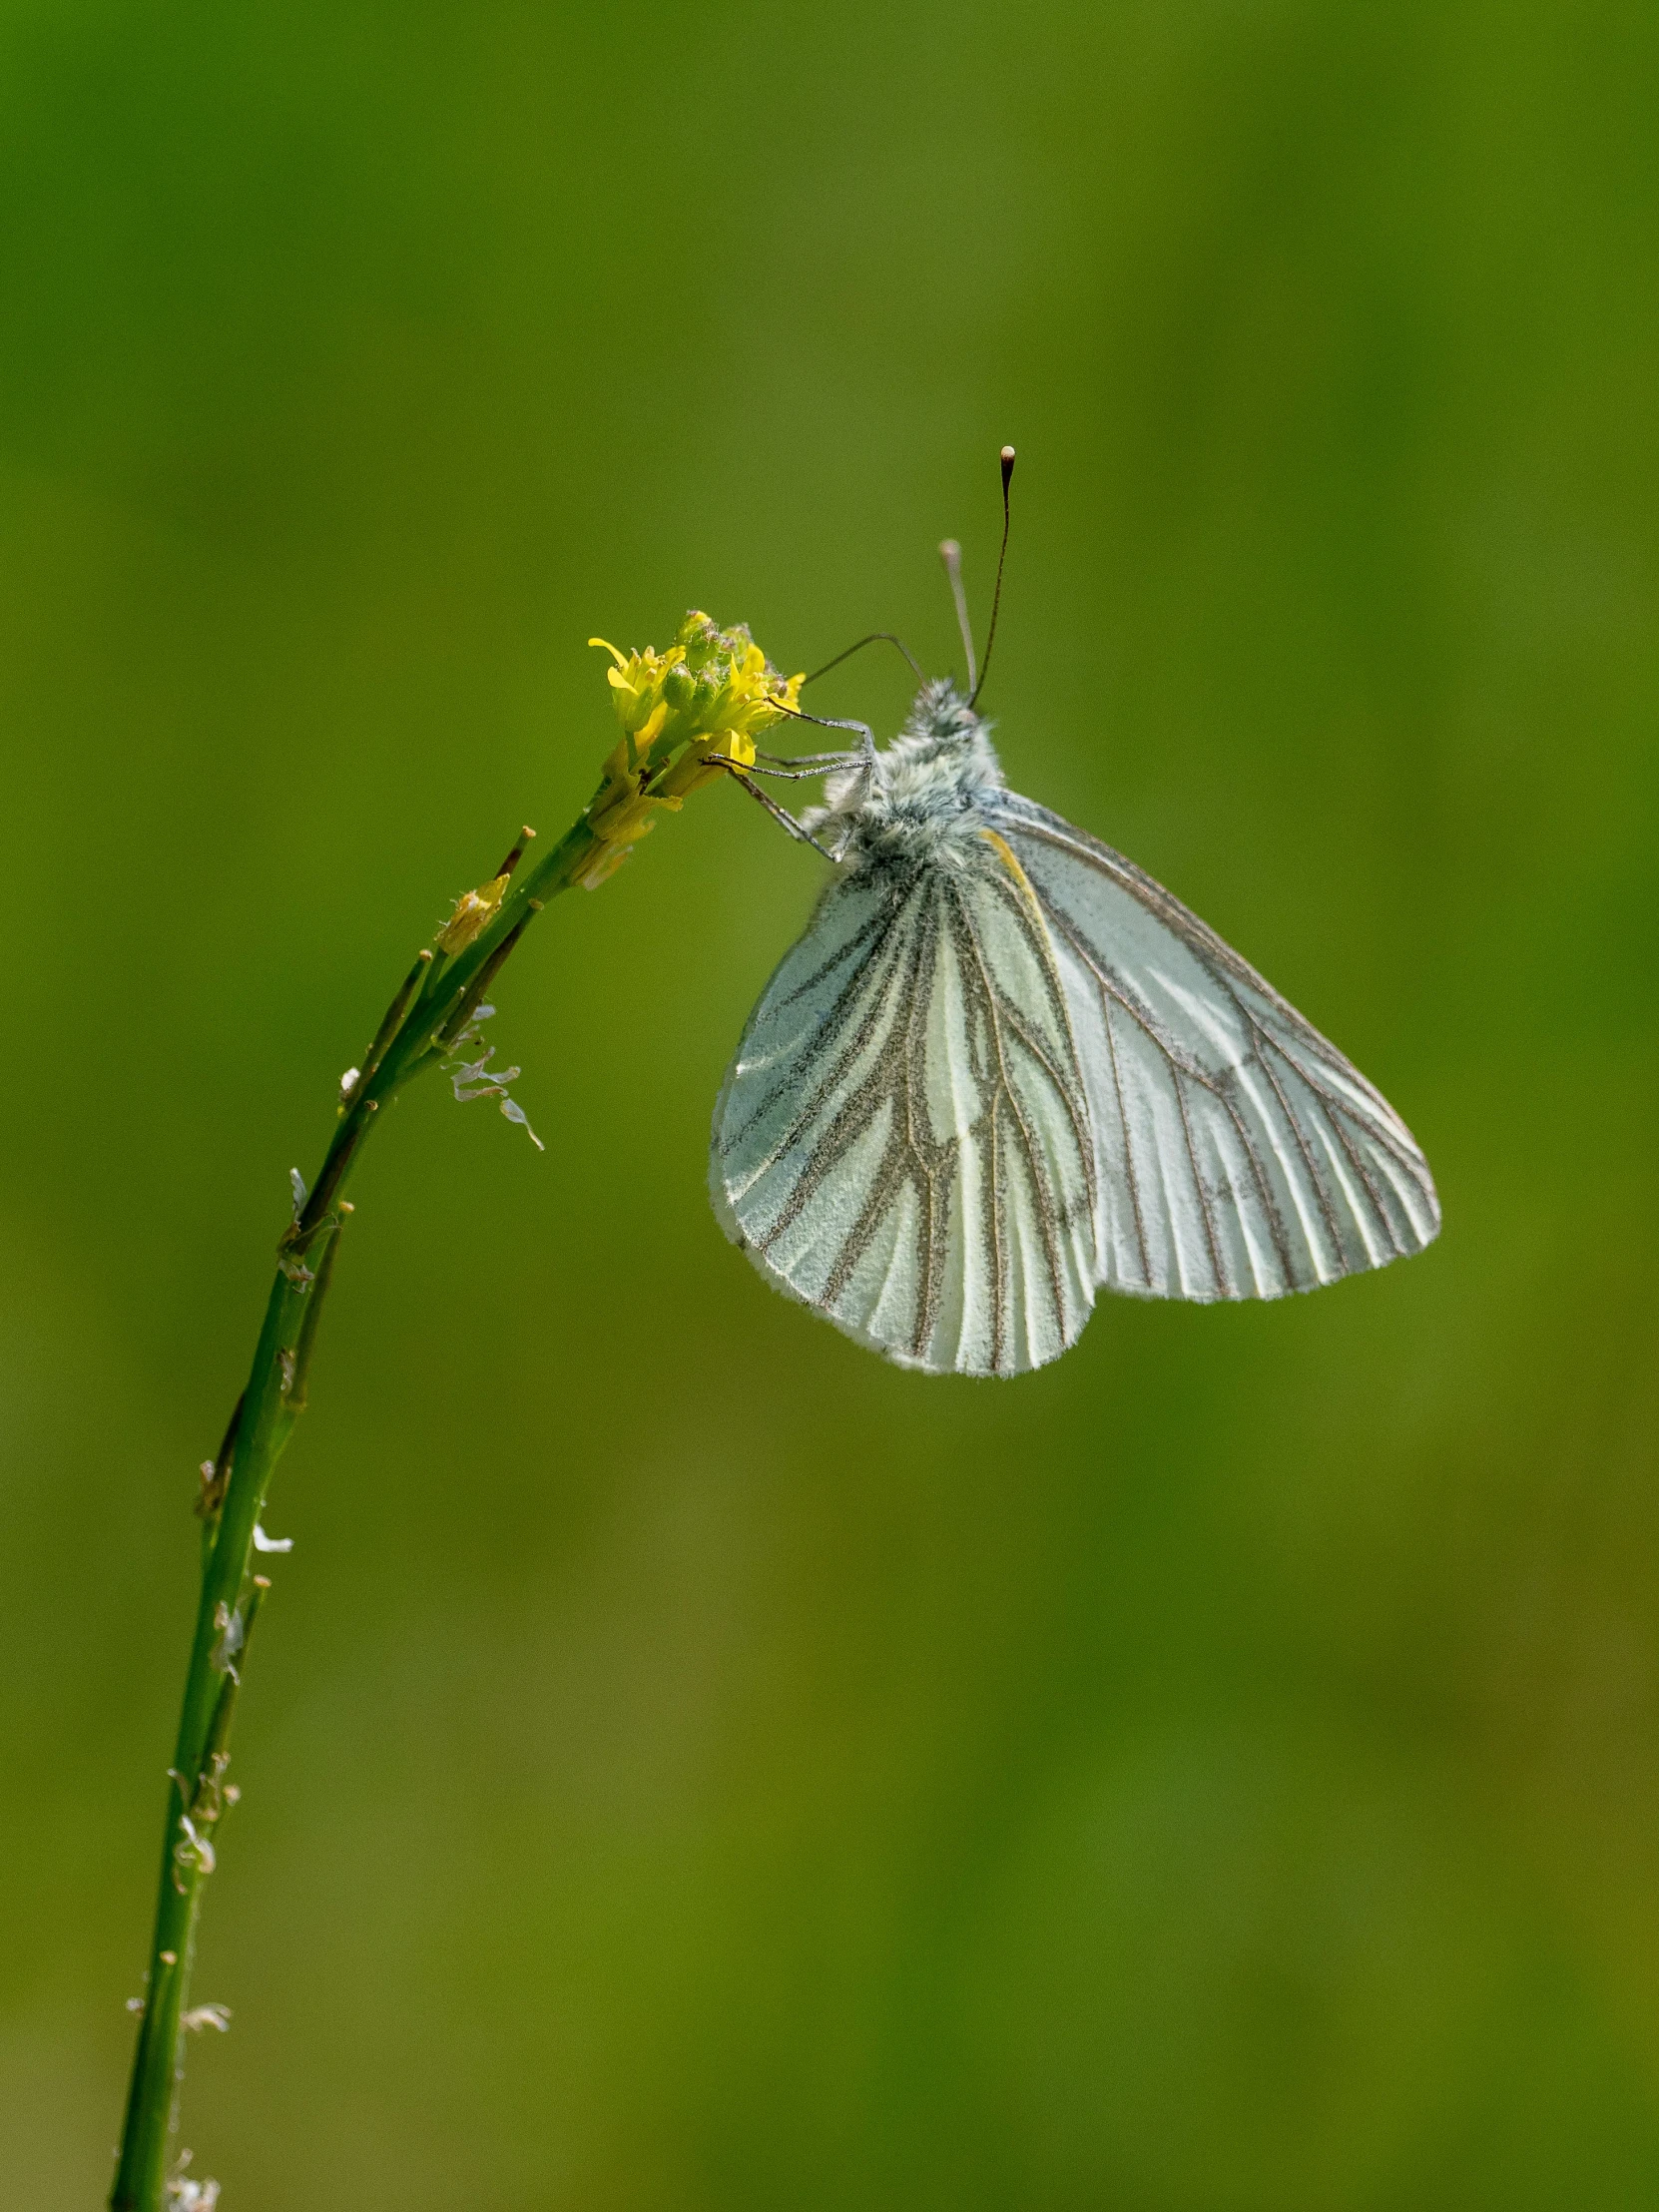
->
[985,793,1440,1302]
[711,842,1098,1376]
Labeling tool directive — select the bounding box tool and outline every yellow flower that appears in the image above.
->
[580,612,803,886]
[589,611,803,763]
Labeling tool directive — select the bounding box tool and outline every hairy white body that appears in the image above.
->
[711,680,1439,1378]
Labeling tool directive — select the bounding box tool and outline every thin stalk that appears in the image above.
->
[111,609,795,2206]
[111,815,604,2211]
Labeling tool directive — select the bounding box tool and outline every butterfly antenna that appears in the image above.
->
[968,446,1015,708]
[803,631,925,688]
[937,538,976,695]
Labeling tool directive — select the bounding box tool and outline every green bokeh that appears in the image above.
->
[3,1,1656,2204]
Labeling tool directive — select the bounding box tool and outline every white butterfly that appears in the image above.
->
[709,674,1439,1379]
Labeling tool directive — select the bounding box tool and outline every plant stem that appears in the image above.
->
[111,816,602,2211]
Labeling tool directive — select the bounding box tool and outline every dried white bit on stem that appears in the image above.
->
[180,2004,232,2034]
[252,1523,293,1554]
[441,1003,544,1150]
[210,1601,244,1677]
[167,2150,221,2210]
[173,1816,216,1886]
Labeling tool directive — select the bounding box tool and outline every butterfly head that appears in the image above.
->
[809,678,1004,873]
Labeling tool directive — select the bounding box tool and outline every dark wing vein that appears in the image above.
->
[1101,993,1152,1283]
[988,795,1438,1302]
[947,885,1063,1370]
[714,839,1099,1374]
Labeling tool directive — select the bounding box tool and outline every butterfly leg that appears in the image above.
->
[753,745,863,770]
[708,760,839,860]
[758,712,877,792]
[764,705,877,768]
[730,705,877,863]
[724,760,840,783]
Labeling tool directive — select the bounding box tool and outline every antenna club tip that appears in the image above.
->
[938,537,962,566]
[1000,445,1016,463]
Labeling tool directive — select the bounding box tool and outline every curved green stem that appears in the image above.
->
[111,816,603,2210]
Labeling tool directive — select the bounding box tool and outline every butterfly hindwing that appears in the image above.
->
[711,842,1098,1376]
[986,793,1440,1302]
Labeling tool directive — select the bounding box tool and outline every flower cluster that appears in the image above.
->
[581,612,803,886]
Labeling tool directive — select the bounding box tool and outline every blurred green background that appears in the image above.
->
[2,1,1656,2205]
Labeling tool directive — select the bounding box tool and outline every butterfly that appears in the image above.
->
[709,457,1439,1377]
